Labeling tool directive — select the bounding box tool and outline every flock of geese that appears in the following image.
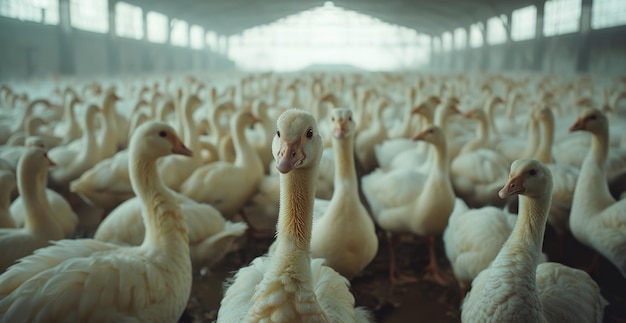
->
[0,70,624,322]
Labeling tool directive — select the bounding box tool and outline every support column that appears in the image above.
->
[480,20,490,70]
[429,36,437,70]
[576,0,592,73]
[167,18,174,70]
[58,0,75,75]
[532,1,545,71]
[449,31,456,71]
[106,0,120,75]
[141,8,152,72]
[503,12,515,70]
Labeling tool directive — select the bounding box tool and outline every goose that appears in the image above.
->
[310,108,378,280]
[0,148,65,273]
[461,159,608,322]
[0,160,15,228]
[48,104,102,189]
[52,89,83,144]
[217,109,373,323]
[531,107,579,238]
[98,89,122,160]
[0,136,47,173]
[363,126,455,285]
[569,108,626,278]
[179,110,264,217]
[0,121,193,321]
[94,190,247,268]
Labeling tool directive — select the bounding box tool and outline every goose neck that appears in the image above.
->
[590,128,609,167]
[130,153,189,251]
[500,193,550,265]
[523,118,539,158]
[17,162,57,235]
[274,167,317,260]
[232,119,255,168]
[332,135,358,195]
[534,117,554,164]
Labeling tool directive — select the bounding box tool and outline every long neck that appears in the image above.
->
[572,128,614,215]
[484,98,499,134]
[182,102,199,152]
[18,165,59,235]
[430,140,449,178]
[332,134,358,197]
[534,117,554,164]
[130,153,189,252]
[475,114,490,141]
[232,119,260,171]
[81,112,99,160]
[272,166,318,274]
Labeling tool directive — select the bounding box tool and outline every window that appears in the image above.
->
[206,31,218,50]
[227,2,432,71]
[454,28,466,50]
[592,0,626,29]
[487,15,507,44]
[147,11,167,43]
[511,5,537,41]
[170,19,188,47]
[432,37,441,52]
[469,22,483,48]
[70,0,108,33]
[544,0,581,36]
[0,0,59,25]
[115,2,142,39]
[441,31,452,51]
[190,25,204,49]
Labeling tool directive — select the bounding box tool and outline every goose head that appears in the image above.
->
[412,126,446,147]
[24,136,47,151]
[272,109,322,174]
[329,108,355,139]
[499,159,553,199]
[569,108,608,136]
[130,121,192,159]
[19,148,55,179]
[232,110,259,131]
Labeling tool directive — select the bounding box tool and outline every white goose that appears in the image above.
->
[0,121,193,321]
[363,126,455,284]
[217,109,373,323]
[179,110,264,217]
[569,108,626,278]
[94,190,247,267]
[48,104,102,189]
[311,108,378,279]
[461,159,608,322]
[0,148,65,273]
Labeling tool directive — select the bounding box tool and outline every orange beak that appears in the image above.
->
[569,117,586,132]
[412,130,428,141]
[44,153,56,167]
[498,173,525,199]
[275,140,305,174]
[172,137,193,157]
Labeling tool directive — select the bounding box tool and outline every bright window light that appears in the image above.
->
[454,28,466,50]
[70,0,108,33]
[227,3,431,71]
[592,0,626,29]
[511,5,536,41]
[544,0,582,36]
[115,2,143,39]
[206,31,218,50]
[469,22,483,48]
[487,15,507,45]
[170,19,188,47]
[0,0,59,24]
[441,31,452,51]
[147,11,167,43]
[189,25,204,49]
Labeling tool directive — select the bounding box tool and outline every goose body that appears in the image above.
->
[311,108,378,279]
[569,109,626,278]
[461,159,607,322]
[217,109,372,323]
[0,148,64,273]
[0,121,193,321]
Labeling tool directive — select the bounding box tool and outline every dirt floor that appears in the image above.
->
[178,224,626,323]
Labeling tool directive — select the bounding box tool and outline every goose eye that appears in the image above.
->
[331,117,335,122]
[306,129,313,139]
[589,115,597,120]
[348,116,352,121]
[276,130,281,138]
[529,169,537,176]
[159,131,167,137]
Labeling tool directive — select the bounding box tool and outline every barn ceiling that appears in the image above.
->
[124,0,542,36]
